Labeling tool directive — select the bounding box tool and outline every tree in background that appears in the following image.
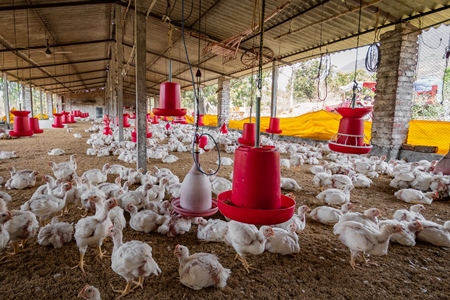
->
[181,84,218,115]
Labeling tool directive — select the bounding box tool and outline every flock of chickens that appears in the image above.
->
[1,118,450,299]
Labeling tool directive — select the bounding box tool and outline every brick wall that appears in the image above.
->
[371,27,418,160]
[217,77,230,126]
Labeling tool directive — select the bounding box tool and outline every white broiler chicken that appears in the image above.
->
[350,173,373,188]
[0,210,12,254]
[5,170,39,190]
[126,204,168,233]
[208,172,232,196]
[88,195,126,231]
[174,244,231,290]
[49,154,77,181]
[151,166,173,180]
[20,182,72,225]
[48,148,66,156]
[379,219,423,246]
[147,178,169,202]
[322,174,353,190]
[97,176,124,199]
[416,220,450,247]
[224,220,274,273]
[162,154,179,163]
[216,157,233,166]
[117,183,152,210]
[316,184,353,206]
[273,205,310,233]
[81,163,110,185]
[334,221,402,270]
[77,284,101,300]
[334,208,381,232]
[313,170,333,190]
[394,189,439,205]
[280,177,302,191]
[79,177,107,216]
[393,204,426,222]
[157,213,191,236]
[196,217,229,243]
[109,227,161,298]
[4,209,39,255]
[265,223,300,255]
[73,198,118,272]
[309,203,355,225]
[146,200,171,216]
[37,216,74,248]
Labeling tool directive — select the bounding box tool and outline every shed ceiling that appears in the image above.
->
[0,0,449,97]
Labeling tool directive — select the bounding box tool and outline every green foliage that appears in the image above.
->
[181,84,218,114]
[444,67,450,102]
[411,102,446,119]
[230,71,271,107]
[289,60,320,102]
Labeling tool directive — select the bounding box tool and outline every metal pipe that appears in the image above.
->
[168,60,172,82]
[270,60,278,118]
[255,96,261,148]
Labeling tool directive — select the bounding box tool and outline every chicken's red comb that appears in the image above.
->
[109,226,114,231]
[175,244,180,250]
[81,284,89,293]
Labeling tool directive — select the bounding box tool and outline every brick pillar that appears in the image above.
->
[370,26,418,160]
[217,77,230,126]
[46,93,53,116]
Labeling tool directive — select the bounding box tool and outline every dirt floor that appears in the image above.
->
[0,121,450,300]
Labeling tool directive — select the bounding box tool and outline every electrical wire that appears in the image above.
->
[181,0,220,176]
[316,50,331,101]
[365,42,380,72]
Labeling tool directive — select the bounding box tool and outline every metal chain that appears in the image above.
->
[257,0,265,96]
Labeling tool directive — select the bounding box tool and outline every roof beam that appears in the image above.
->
[39,76,106,87]
[57,85,106,94]
[0,0,115,11]
[1,57,109,72]
[48,81,105,92]
[0,39,114,53]
[10,69,106,82]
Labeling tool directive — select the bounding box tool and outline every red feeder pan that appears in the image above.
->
[29,117,44,134]
[116,113,131,127]
[217,145,295,225]
[153,82,187,117]
[51,113,65,128]
[173,116,188,124]
[9,110,33,137]
[266,117,282,134]
[68,113,76,123]
[238,123,256,146]
[220,123,228,134]
[163,116,169,121]
[328,107,372,155]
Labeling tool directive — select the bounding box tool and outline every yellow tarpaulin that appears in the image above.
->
[407,120,449,155]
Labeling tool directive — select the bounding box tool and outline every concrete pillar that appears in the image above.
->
[217,77,231,126]
[135,2,147,172]
[370,26,419,160]
[46,92,53,116]
[3,73,10,126]
[24,84,32,114]
[153,95,159,109]
[116,3,124,142]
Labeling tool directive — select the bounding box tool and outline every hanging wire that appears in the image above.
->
[180,0,220,176]
[365,9,380,72]
[316,50,331,101]
[351,0,363,109]
[251,0,261,33]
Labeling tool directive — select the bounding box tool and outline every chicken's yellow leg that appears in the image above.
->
[113,281,133,299]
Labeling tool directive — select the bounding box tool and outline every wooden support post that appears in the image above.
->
[135,2,147,172]
[39,89,44,119]
[116,3,124,142]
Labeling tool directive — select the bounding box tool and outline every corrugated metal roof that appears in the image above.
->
[0,0,449,96]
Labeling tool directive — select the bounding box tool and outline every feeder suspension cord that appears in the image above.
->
[351,0,363,109]
[181,0,220,176]
[316,51,331,101]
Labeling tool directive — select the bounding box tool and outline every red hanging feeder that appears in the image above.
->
[153,82,186,117]
[116,113,131,127]
[172,116,188,124]
[218,145,295,225]
[51,112,64,128]
[197,114,205,126]
[61,111,71,124]
[266,117,282,134]
[29,117,44,134]
[151,115,159,124]
[9,110,33,137]
[328,107,372,154]
[219,123,228,134]
[238,123,256,146]
[131,122,152,142]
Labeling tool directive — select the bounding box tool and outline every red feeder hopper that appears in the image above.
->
[218,145,295,225]
[220,123,228,134]
[61,111,71,124]
[29,117,44,134]
[151,115,159,124]
[153,82,186,117]
[328,107,372,155]
[266,117,282,134]
[51,113,65,128]
[116,113,131,127]
[173,116,188,124]
[197,114,204,126]
[9,110,33,137]
[238,123,256,146]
